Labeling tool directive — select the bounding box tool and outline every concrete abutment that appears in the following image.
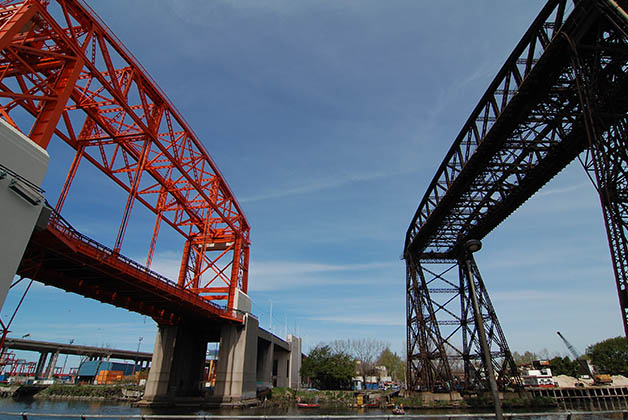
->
[213,314,259,403]
[141,313,300,407]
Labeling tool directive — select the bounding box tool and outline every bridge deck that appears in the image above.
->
[17,211,243,325]
[404,0,628,259]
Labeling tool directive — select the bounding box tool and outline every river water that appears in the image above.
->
[0,398,622,420]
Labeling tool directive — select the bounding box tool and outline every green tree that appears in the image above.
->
[549,356,580,377]
[586,336,628,375]
[300,345,355,390]
[512,351,538,366]
[376,347,405,381]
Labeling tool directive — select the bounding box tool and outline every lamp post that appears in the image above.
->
[132,336,143,375]
[463,239,503,420]
[61,338,74,377]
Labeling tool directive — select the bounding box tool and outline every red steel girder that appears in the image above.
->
[0,0,250,311]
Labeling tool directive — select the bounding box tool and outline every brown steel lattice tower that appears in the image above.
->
[405,0,628,392]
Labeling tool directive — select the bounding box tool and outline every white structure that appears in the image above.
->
[522,367,556,388]
[0,119,49,310]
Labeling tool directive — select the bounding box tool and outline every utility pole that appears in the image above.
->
[269,300,273,333]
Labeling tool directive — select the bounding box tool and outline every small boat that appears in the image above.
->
[392,406,405,415]
[366,402,380,408]
[297,403,321,408]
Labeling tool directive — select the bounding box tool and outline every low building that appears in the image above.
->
[77,360,137,383]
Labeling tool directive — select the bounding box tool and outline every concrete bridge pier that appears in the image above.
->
[35,352,48,378]
[142,322,217,405]
[213,314,259,403]
[140,292,301,407]
[44,351,59,379]
[256,338,273,390]
[287,334,302,389]
[273,346,290,387]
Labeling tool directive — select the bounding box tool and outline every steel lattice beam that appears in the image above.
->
[405,0,628,391]
[0,0,250,312]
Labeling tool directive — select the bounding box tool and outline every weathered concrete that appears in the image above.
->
[214,314,259,402]
[256,338,272,390]
[140,296,301,407]
[0,118,49,311]
[35,352,48,378]
[45,351,59,379]
[143,323,214,405]
[287,334,302,389]
[273,347,290,388]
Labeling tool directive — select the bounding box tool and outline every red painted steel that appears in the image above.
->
[0,0,250,315]
[17,211,244,323]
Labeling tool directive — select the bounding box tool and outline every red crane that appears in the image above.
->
[0,0,250,313]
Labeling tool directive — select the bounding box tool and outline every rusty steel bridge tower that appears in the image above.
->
[405,0,628,393]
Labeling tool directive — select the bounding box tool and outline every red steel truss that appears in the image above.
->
[0,0,250,313]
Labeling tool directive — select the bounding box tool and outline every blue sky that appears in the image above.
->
[4,0,624,369]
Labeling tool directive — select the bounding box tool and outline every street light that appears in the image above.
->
[463,239,503,420]
[61,339,74,378]
[465,239,482,253]
[132,336,143,376]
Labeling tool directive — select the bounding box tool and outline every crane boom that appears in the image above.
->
[556,331,598,377]
[556,331,582,360]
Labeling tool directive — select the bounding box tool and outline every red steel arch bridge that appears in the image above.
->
[404,0,628,392]
[0,0,250,324]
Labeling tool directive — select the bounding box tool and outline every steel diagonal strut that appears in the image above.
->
[405,0,628,391]
[0,0,250,319]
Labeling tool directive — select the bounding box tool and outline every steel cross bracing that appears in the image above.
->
[0,0,250,315]
[406,256,519,393]
[405,0,628,391]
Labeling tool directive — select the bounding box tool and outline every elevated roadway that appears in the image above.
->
[3,338,152,362]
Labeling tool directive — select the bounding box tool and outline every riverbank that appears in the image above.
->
[32,384,144,402]
[0,384,556,411]
[266,387,556,410]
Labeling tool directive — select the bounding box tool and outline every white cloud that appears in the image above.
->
[535,182,592,197]
[251,260,397,276]
[240,168,414,203]
[309,314,404,327]
[249,259,400,291]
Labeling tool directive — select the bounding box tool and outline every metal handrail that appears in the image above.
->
[0,162,45,194]
[0,410,626,420]
[45,206,243,321]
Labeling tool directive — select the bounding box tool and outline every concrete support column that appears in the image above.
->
[214,314,258,402]
[274,350,290,388]
[256,339,272,389]
[287,334,302,389]
[0,119,49,312]
[142,323,210,405]
[45,351,59,379]
[35,352,48,378]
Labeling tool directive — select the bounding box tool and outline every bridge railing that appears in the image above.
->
[44,206,244,322]
[0,410,625,420]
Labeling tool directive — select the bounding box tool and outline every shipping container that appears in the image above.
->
[78,361,136,380]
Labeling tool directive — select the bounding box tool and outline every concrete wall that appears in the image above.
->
[0,119,48,310]
[256,338,272,389]
[273,348,290,388]
[287,334,302,389]
[214,314,259,402]
[142,312,302,406]
[143,323,214,404]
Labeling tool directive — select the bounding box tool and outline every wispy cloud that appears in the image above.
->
[251,260,398,276]
[535,182,592,197]
[250,259,401,291]
[308,314,404,327]
[241,168,414,203]
[490,289,613,304]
